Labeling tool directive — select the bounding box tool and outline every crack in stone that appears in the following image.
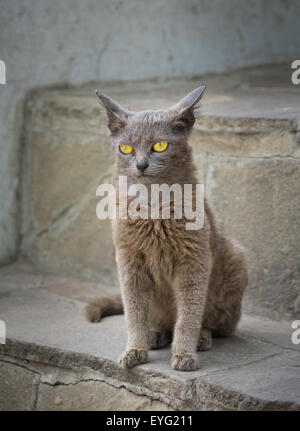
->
[0,357,42,376]
[209,351,283,376]
[1,333,299,411]
[0,357,42,411]
[237,332,300,353]
[41,375,175,409]
[0,356,174,409]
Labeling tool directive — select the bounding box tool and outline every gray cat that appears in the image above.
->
[86,86,248,371]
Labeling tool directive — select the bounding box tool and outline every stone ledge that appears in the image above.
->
[1,339,299,411]
[0,264,299,411]
[24,64,300,146]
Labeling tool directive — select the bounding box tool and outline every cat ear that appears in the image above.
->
[170,85,206,131]
[96,90,131,135]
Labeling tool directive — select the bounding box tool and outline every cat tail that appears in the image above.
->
[85,294,123,323]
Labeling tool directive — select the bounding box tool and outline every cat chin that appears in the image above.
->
[131,174,180,185]
[133,174,154,182]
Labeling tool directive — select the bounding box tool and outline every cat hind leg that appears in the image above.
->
[204,237,248,338]
[149,329,173,350]
[197,328,212,351]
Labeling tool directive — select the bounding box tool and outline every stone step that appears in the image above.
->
[0,263,299,411]
[21,64,300,319]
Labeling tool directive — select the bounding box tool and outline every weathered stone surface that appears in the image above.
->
[0,267,299,411]
[191,126,295,158]
[189,150,206,184]
[23,127,117,284]
[40,276,114,303]
[29,130,112,232]
[38,380,171,411]
[0,361,39,411]
[205,157,300,318]
[25,95,107,135]
[202,350,300,409]
[33,184,117,285]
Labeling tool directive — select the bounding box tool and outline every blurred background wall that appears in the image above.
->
[0,0,300,265]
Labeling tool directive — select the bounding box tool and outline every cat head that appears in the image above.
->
[96,86,205,184]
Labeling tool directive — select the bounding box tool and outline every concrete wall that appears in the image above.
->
[0,0,300,264]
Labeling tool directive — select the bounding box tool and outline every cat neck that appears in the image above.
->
[116,171,199,192]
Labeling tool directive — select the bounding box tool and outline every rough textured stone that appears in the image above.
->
[38,380,171,411]
[202,350,300,408]
[33,185,117,285]
[0,361,39,411]
[0,130,20,266]
[191,126,295,158]
[40,276,115,303]
[29,130,112,232]
[25,95,106,135]
[205,157,300,318]
[0,267,299,411]
[23,126,116,283]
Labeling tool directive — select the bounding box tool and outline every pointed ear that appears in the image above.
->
[96,90,131,135]
[170,85,206,131]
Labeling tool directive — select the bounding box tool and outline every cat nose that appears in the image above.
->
[136,160,149,172]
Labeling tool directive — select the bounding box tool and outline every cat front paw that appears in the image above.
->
[171,352,199,371]
[118,349,148,368]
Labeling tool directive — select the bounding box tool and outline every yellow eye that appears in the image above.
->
[152,141,168,152]
[119,144,133,154]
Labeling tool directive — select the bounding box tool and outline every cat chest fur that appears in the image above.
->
[114,216,207,285]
